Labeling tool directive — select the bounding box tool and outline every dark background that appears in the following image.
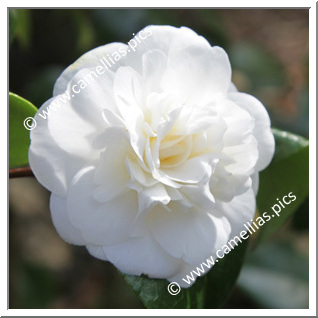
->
[9,9,309,309]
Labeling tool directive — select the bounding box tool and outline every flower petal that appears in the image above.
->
[93,127,131,202]
[86,245,108,260]
[142,49,167,94]
[210,166,252,202]
[137,183,170,214]
[215,98,254,147]
[251,172,259,194]
[102,235,183,279]
[113,66,145,160]
[53,43,129,96]
[167,262,201,288]
[47,67,117,159]
[216,188,256,238]
[161,155,216,184]
[222,135,259,175]
[229,92,275,171]
[149,202,231,265]
[134,25,210,57]
[67,166,138,245]
[162,44,231,104]
[50,194,85,245]
[29,98,87,196]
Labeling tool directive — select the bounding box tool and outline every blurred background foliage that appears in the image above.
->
[9,9,309,309]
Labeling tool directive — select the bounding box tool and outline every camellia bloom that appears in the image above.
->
[29,25,274,288]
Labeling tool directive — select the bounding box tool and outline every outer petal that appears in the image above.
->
[222,135,259,175]
[149,202,231,265]
[29,98,87,196]
[134,25,230,103]
[53,43,129,96]
[169,191,256,287]
[215,188,256,239]
[47,67,116,159]
[215,98,254,148]
[50,194,85,245]
[86,245,108,261]
[229,92,275,171]
[142,49,168,94]
[102,235,183,279]
[251,173,259,195]
[167,263,200,288]
[134,25,211,57]
[67,166,138,246]
[162,44,231,104]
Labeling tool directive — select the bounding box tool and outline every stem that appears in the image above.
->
[9,167,34,178]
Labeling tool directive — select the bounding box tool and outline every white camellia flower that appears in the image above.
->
[29,25,274,288]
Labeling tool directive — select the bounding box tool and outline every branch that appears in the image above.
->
[9,166,34,178]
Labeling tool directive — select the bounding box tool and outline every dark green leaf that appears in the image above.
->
[204,239,249,308]
[122,273,207,309]
[122,240,249,309]
[291,197,309,231]
[9,92,37,169]
[256,128,309,244]
[271,128,309,164]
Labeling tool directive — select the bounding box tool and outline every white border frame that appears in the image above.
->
[4,1,316,316]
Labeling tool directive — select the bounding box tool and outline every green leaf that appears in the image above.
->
[256,128,309,244]
[270,128,309,164]
[122,274,207,309]
[123,239,248,309]
[9,92,37,169]
[204,239,249,308]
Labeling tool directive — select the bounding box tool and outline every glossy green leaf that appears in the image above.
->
[270,128,309,163]
[204,239,249,308]
[123,239,248,309]
[256,128,309,244]
[9,92,37,169]
[122,273,207,309]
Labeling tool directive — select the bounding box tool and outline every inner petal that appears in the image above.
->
[159,135,192,168]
